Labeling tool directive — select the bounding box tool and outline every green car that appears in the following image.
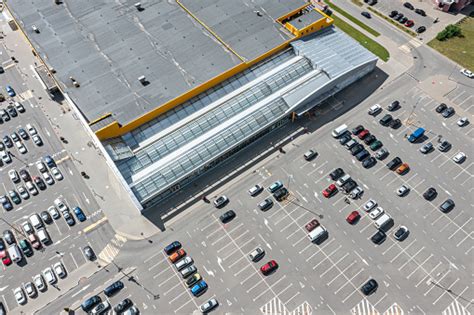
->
[370,140,383,151]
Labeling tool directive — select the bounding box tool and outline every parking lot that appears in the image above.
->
[0,44,113,312]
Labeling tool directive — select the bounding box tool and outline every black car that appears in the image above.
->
[436,103,447,113]
[339,134,352,145]
[19,169,31,182]
[367,0,377,5]
[415,8,426,16]
[83,246,96,260]
[423,187,437,201]
[389,10,398,18]
[351,144,364,156]
[3,136,13,148]
[81,295,102,312]
[40,211,53,224]
[379,114,393,126]
[363,135,376,145]
[439,199,455,213]
[404,2,414,10]
[356,149,370,161]
[416,26,426,33]
[1,195,13,211]
[104,281,124,297]
[329,168,344,180]
[388,100,400,111]
[371,230,386,245]
[351,125,365,135]
[164,241,182,255]
[438,140,451,152]
[0,239,5,251]
[114,298,133,313]
[399,16,408,24]
[343,180,358,194]
[394,13,404,21]
[273,187,289,201]
[362,157,377,169]
[390,118,401,129]
[442,107,455,118]
[258,198,273,211]
[387,157,402,170]
[361,11,371,18]
[6,106,17,118]
[361,279,379,295]
[3,230,15,245]
[220,210,236,223]
[18,128,29,140]
[34,177,47,190]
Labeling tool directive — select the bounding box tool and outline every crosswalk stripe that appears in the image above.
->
[383,303,404,315]
[97,234,127,264]
[351,299,379,315]
[442,300,471,315]
[261,297,311,315]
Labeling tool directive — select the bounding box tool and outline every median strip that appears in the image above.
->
[325,0,380,37]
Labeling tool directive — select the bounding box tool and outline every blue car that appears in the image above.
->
[0,195,13,211]
[191,280,208,297]
[6,85,15,97]
[73,207,87,222]
[164,241,181,255]
[43,155,56,168]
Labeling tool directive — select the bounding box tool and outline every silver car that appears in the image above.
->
[200,298,218,313]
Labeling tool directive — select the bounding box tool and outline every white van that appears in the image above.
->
[374,213,392,230]
[37,228,51,244]
[7,244,22,262]
[308,225,328,243]
[29,213,43,229]
[332,124,348,138]
[336,174,351,187]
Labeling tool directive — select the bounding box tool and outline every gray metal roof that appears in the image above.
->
[7,0,304,126]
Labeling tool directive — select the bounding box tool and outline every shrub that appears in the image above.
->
[436,24,462,41]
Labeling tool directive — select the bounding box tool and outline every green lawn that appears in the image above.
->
[325,0,381,37]
[428,17,474,70]
[331,15,390,62]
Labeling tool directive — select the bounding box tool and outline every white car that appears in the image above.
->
[53,262,67,278]
[8,169,20,183]
[369,206,384,219]
[396,185,410,196]
[1,150,12,163]
[54,198,68,212]
[200,298,218,313]
[32,134,43,146]
[457,117,469,127]
[36,161,47,173]
[349,186,364,199]
[452,152,466,163]
[25,181,39,196]
[175,256,193,271]
[363,199,377,212]
[15,141,27,154]
[24,282,37,297]
[17,185,30,199]
[22,221,34,234]
[42,172,54,185]
[368,104,382,115]
[48,206,60,220]
[33,274,46,291]
[51,167,63,180]
[43,267,57,284]
[26,123,38,136]
[248,184,263,196]
[14,287,26,305]
[460,68,474,78]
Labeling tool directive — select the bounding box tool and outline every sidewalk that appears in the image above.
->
[1,10,160,240]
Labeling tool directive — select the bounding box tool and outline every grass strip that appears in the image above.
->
[331,14,390,61]
[325,0,381,37]
[428,17,474,69]
[367,7,417,37]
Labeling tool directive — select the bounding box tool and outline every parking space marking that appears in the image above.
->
[158,274,176,288]
[327,260,356,286]
[397,246,425,271]
[200,220,218,232]
[415,262,442,287]
[389,239,417,263]
[152,266,171,279]
[424,270,452,297]
[311,244,342,269]
[246,278,265,293]
[432,278,460,305]
[227,255,246,269]
[174,298,195,314]
[319,252,349,277]
[372,292,388,308]
[442,298,472,315]
[406,254,433,279]
[167,289,188,304]
[308,161,328,176]
[223,237,255,261]
[144,252,162,264]
[283,291,300,306]
[163,282,182,296]
[334,268,364,295]
[448,218,472,240]
[252,275,287,302]
[239,267,256,284]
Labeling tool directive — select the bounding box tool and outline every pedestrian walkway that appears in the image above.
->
[442,300,471,315]
[260,297,312,315]
[351,299,379,315]
[97,234,127,264]
[383,303,404,315]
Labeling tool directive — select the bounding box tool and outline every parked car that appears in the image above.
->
[248,184,263,197]
[268,181,283,193]
[439,199,455,213]
[396,163,409,175]
[219,210,236,223]
[53,262,67,278]
[273,187,289,201]
[396,185,410,196]
[423,187,437,201]
[164,241,181,255]
[405,20,414,27]
[420,142,433,154]
[249,247,265,262]
[260,260,278,276]
[303,149,318,160]
[200,298,219,313]
[415,8,426,16]
[362,157,376,168]
[322,184,337,198]
[6,85,16,97]
[361,11,371,18]
[73,207,87,222]
[387,157,402,170]
[457,117,469,126]
[437,140,451,152]
[113,298,133,313]
[329,168,344,180]
[442,107,455,118]
[436,103,447,113]
[305,219,320,232]
[394,226,409,241]
[351,125,364,135]
[399,16,408,24]
[186,273,202,287]
[83,246,96,260]
[258,198,273,211]
[191,280,208,297]
[416,26,426,33]
[460,68,474,78]
[363,199,377,212]
[375,148,389,160]
[43,267,57,284]
[371,230,386,245]
[379,114,393,126]
[14,287,26,305]
[21,282,36,298]
[452,152,466,163]
[104,280,124,297]
[368,104,381,115]
[346,211,360,224]
[357,130,369,140]
[361,279,378,295]
[403,2,414,9]
[389,10,398,18]
[389,118,401,129]
[363,135,376,145]
[369,140,382,151]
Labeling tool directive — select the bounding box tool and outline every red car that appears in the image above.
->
[1,251,11,266]
[358,130,370,140]
[346,211,361,224]
[322,184,337,198]
[405,20,414,27]
[260,260,278,276]
[305,219,320,232]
